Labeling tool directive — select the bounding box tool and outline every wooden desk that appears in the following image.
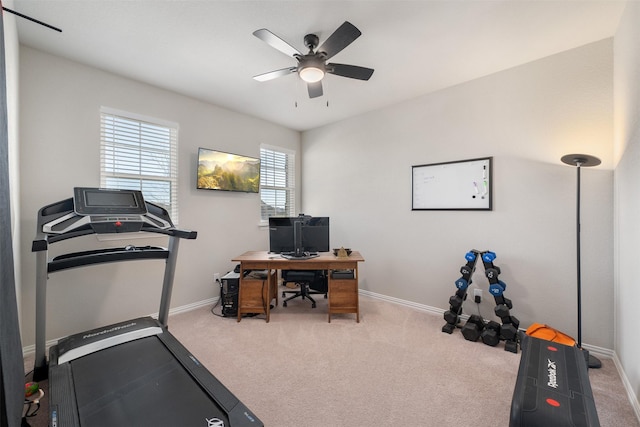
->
[232,251,365,322]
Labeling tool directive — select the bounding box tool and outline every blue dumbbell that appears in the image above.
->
[482,251,496,263]
[489,282,505,296]
[455,277,469,291]
[465,251,476,262]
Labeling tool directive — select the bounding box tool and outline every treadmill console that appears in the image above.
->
[41,187,172,234]
[74,187,147,216]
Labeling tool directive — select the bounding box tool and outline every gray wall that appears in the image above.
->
[18,46,299,346]
[301,39,614,350]
[614,0,640,413]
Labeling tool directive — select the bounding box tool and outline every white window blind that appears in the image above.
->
[260,145,295,221]
[100,107,179,223]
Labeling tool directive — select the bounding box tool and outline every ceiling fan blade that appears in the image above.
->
[308,81,323,98]
[327,63,374,81]
[253,67,297,82]
[317,21,361,60]
[253,29,301,58]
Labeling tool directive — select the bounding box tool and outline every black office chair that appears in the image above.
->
[281,270,328,308]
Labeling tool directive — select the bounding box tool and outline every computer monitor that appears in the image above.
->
[268,216,330,258]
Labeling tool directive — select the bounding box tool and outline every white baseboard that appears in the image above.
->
[612,352,640,421]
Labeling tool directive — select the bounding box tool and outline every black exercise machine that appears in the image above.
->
[32,187,262,426]
[510,334,600,426]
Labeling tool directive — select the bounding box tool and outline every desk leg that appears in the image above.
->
[264,272,271,323]
[237,269,243,323]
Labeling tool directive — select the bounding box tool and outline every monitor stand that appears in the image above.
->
[280,219,319,260]
[280,251,318,260]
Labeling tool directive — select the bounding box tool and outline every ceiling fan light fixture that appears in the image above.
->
[299,66,325,83]
[253,22,373,98]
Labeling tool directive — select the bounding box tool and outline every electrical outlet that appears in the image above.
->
[214,273,221,284]
[474,288,482,303]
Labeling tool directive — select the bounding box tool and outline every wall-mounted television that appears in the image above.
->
[197,148,260,193]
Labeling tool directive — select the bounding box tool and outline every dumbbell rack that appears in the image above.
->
[442,250,520,353]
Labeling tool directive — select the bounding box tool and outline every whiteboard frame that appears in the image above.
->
[412,157,493,211]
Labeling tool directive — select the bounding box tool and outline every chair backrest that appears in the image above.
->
[282,270,328,292]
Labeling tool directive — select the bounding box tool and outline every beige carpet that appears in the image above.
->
[23,289,640,426]
[170,290,639,427]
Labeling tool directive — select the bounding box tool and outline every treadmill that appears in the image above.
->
[32,187,263,427]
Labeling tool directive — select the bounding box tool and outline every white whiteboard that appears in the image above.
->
[412,157,492,210]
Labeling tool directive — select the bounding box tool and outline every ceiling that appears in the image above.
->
[10,0,627,131]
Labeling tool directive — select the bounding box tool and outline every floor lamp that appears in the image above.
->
[561,154,602,369]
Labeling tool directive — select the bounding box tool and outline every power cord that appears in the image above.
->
[210,277,225,318]
[475,287,484,319]
[22,371,43,426]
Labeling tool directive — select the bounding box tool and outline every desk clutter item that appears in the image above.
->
[331,269,355,279]
[442,250,520,353]
[333,247,352,257]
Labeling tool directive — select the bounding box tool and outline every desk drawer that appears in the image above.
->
[239,279,269,311]
[329,279,358,308]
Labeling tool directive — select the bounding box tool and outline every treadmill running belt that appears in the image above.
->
[71,336,229,426]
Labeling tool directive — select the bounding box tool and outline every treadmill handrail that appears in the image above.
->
[47,246,170,273]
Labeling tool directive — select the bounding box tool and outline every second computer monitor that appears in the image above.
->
[268,216,330,255]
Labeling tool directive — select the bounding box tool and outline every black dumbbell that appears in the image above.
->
[505,340,519,354]
[443,310,459,325]
[442,323,456,334]
[494,303,510,319]
[480,321,501,346]
[510,316,520,329]
[501,323,518,341]
[485,267,500,281]
[461,314,485,342]
[449,295,463,311]
[460,265,473,276]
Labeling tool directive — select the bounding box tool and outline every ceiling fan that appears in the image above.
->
[252,21,374,99]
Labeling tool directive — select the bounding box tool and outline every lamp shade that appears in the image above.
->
[299,66,324,83]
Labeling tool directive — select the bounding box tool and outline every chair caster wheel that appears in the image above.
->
[283,301,287,307]
[312,303,316,308]
[282,292,286,297]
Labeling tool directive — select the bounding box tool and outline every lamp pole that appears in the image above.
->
[561,154,602,369]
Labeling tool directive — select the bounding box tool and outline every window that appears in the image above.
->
[260,145,295,221]
[100,107,179,223]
